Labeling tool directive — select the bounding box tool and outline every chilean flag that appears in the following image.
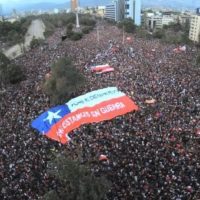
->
[31,87,138,144]
[91,64,114,74]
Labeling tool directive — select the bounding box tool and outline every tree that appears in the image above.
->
[43,58,85,104]
[118,18,136,33]
[0,52,25,86]
[6,64,25,84]
[82,26,92,34]
[67,23,73,31]
[153,29,165,39]
[44,153,110,200]
[136,27,152,39]
[65,23,74,38]
[0,18,29,46]
[163,22,182,32]
[181,32,191,44]
[30,37,44,49]
[196,55,200,66]
[80,16,96,27]
[0,52,10,87]
[0,52,10,66]
[70,32,83,41]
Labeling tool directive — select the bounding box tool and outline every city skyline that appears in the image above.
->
[0,0,199,6]
[0,0,200,4]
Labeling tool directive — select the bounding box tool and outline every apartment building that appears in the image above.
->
[189,15,200,42]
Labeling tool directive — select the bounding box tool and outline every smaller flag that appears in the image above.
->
[173,45,186,53]
[145,99,156,104]
[91,64,110,72]
[91,64,114,74]
[126,37,132,42]
[96,67,115,74]
[99,154,108,161]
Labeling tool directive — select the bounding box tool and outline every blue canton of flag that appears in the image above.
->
[31,105,70,135]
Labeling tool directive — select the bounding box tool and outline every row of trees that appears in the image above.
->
[108,15,191,45]
[152,22,191,44]
[23,14,97,49]
[0,17,31,46]
[0,13,97,48]
[64,15,96,41]
[39,13,96,40]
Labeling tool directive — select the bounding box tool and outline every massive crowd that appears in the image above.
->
[0,21,200,200]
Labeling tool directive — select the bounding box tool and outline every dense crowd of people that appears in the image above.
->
[0,21,200,200]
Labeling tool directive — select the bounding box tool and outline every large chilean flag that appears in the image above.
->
[31,87,139,144]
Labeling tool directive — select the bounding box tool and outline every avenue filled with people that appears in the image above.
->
[0,21,200,199]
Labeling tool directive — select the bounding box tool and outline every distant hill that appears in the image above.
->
[4,2,69,14]
[3,0,110,14]
[79,0,110,7]
[142,0,200,10]
[24,2,69,10]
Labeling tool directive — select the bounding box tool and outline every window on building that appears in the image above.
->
[125,4,129,9]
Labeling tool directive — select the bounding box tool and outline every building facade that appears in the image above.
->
[196,8,200,15]
[189,15,200,42]
[145,13,175,30]
[96,6,105,17]
[105,4,117,21]
[179,14,192,26]
[162,15,174,26]
[124,0,141,25]
[105,0,124,22]
[71,0,78,12]
[146,15,162,30]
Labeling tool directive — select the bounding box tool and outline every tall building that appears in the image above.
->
[71,0,78,12]
[117,0,125,22]
[189,15,200,43]
[196,8,200,15]
[105,0,141,25]
[125,0,141,26]
[105,4,117,21]
[105,0,124,22]
[0,4,2,17]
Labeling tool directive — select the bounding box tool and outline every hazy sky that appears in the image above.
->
[0,0,68,4]
[0,0,199,5]
[0,0,79,4]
